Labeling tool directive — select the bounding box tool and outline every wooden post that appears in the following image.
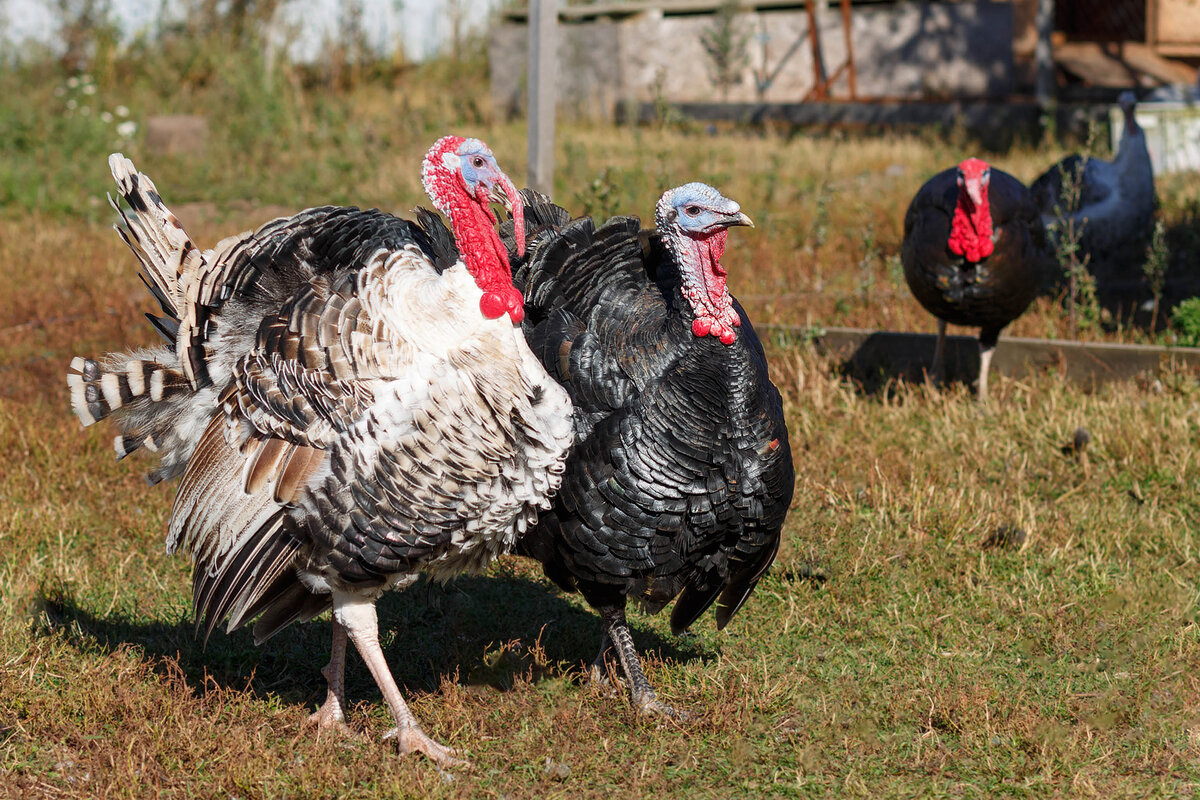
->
[527,0,557,194]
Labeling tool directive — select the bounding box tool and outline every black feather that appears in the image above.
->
[508,204,794,641]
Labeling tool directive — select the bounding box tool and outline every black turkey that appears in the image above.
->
[66,137,573,766]
[1031,91,1156,293]
[509,183,794,717]
[902,157,1051,401]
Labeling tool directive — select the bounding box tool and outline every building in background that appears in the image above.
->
[491,0,1199,122]
[0,0,497,64]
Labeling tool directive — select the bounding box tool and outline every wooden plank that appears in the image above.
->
[1119,42,1197,84]
[618,100,1116,140]
[1054,41,1195,88]
[1153,0,1200,49]
[504,0,819,22]
[527,0,557,194]
[761,325,1200,388]
[1152,42,1200,58]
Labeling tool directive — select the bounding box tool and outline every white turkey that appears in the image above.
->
[66,137,573,766]
[1031,91,1156,287]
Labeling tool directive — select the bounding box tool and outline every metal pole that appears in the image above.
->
[527,0,557,194]
[840,0,856,100]
[804,0,827,100]
[1035,0,1055,112]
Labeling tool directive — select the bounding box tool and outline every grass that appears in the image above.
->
[2,46,1200,798]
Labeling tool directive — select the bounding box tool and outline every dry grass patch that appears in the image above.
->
[3,66,1200,796]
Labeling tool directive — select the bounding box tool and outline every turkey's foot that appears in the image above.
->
[587,662,622,693]
[306,698,354,736]
[632,690,692,721]
[307,619,352,735]
[600,607,692,722]
[384,725,470,768]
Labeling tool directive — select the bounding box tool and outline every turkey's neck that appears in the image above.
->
[671,228,740,345]
[1115,120,1145,166]
[948,188,994,263]
[447,198,523,322]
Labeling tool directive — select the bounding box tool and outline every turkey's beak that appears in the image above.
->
[964,179,985,209]
[490,177,525,257]
[728,211,754,228]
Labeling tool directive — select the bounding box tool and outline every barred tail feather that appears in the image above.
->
[108,152,201,324]
[66,349,211,483]
[68,354,187,426]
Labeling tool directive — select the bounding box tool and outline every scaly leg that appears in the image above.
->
[932,318,948,387]
[588,632,620,693]
[333,592,467,767]
[600,607,689,720]
[977,328,1000,403]
[307,618,352,732]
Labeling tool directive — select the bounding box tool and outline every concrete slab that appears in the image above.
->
[763,324,1200,389]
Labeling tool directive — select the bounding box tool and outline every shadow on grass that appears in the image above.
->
[838,331,980,398]
[30,564,715,711]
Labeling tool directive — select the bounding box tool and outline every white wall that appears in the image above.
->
[1,0,497,63]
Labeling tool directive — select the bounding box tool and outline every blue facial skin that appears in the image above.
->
[666,182,750,235]
[457,139,503,196]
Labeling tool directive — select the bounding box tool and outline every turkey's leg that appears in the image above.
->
[600,606,689,720]
[307,618,352,732]
[588,632,621,696]
[589,632,614,682]
[333,592,467,767]
[977,328,1000,403]
[932,319,948,386]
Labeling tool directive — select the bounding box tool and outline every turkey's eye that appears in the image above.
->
[472,156,486,169]
[684,205,701,217]
[982,169,991,183]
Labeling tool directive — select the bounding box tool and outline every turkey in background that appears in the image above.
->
[1031,91,1156,314]
[902,157,1053,401]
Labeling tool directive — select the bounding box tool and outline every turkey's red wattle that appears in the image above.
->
[681,228,739,345]
[441,180,525,324]
[700,229,730,305]
[948,189,995,263]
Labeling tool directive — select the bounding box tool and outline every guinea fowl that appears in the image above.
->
[902,157,1050,402]
[1031,91,1156,290]
[509,183,794,717]
[66,138,573,766]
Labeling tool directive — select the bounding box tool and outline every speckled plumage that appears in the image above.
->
[508,189,794,715]
[68,148,572,765]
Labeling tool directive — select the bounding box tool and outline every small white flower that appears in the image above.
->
[66,76,80,88]
[115,105,129,117]
[82,83,96,96]
[80,73,93,84]
[116,120,137,139]
[66,98,77,110]
[100,111,113,122]
[54,86,65,97]
[79,105,90,115]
